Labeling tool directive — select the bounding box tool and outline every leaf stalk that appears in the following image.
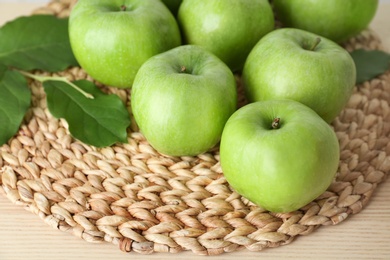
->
[16,69,94,99]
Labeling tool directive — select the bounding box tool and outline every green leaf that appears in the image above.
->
[0,66,31,145]
[0,63,6,79]
[0,15,78,72]
[43,80,131,147]
[350,49,390,84]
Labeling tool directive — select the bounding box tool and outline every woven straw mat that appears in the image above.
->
[1,0,389,256]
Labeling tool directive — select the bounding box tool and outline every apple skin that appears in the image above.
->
[161,0,182,16]
[220,100,340,213]
[242,28,356,123]
[177,0,274,72]
[273,0,379,43]
[69,0,181,88]
[131,45,237,157]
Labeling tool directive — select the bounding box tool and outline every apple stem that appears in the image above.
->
[310,37,322,51]
[120,5,127,11]
[180,66,186,73]
[271,118,281,129]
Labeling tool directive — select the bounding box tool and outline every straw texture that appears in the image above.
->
[0,0,389,256]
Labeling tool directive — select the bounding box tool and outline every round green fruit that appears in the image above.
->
[177,0,274,72]
[243,28,356,123]
[131,45,237,157]
[69,0,181,88]
[220,100,340,213]
[273,0,379,43]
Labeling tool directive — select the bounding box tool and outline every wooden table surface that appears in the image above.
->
[0,2,390,260]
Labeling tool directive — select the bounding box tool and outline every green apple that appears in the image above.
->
[273,0,379,43]
[69,0,181,88]
[161,0,182,16]
[177,0,274,72]
[242,28,356,123]
[220,100,340,213]
[131,45,237,157]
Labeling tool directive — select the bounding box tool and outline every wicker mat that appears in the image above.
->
[1,0,390,256]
